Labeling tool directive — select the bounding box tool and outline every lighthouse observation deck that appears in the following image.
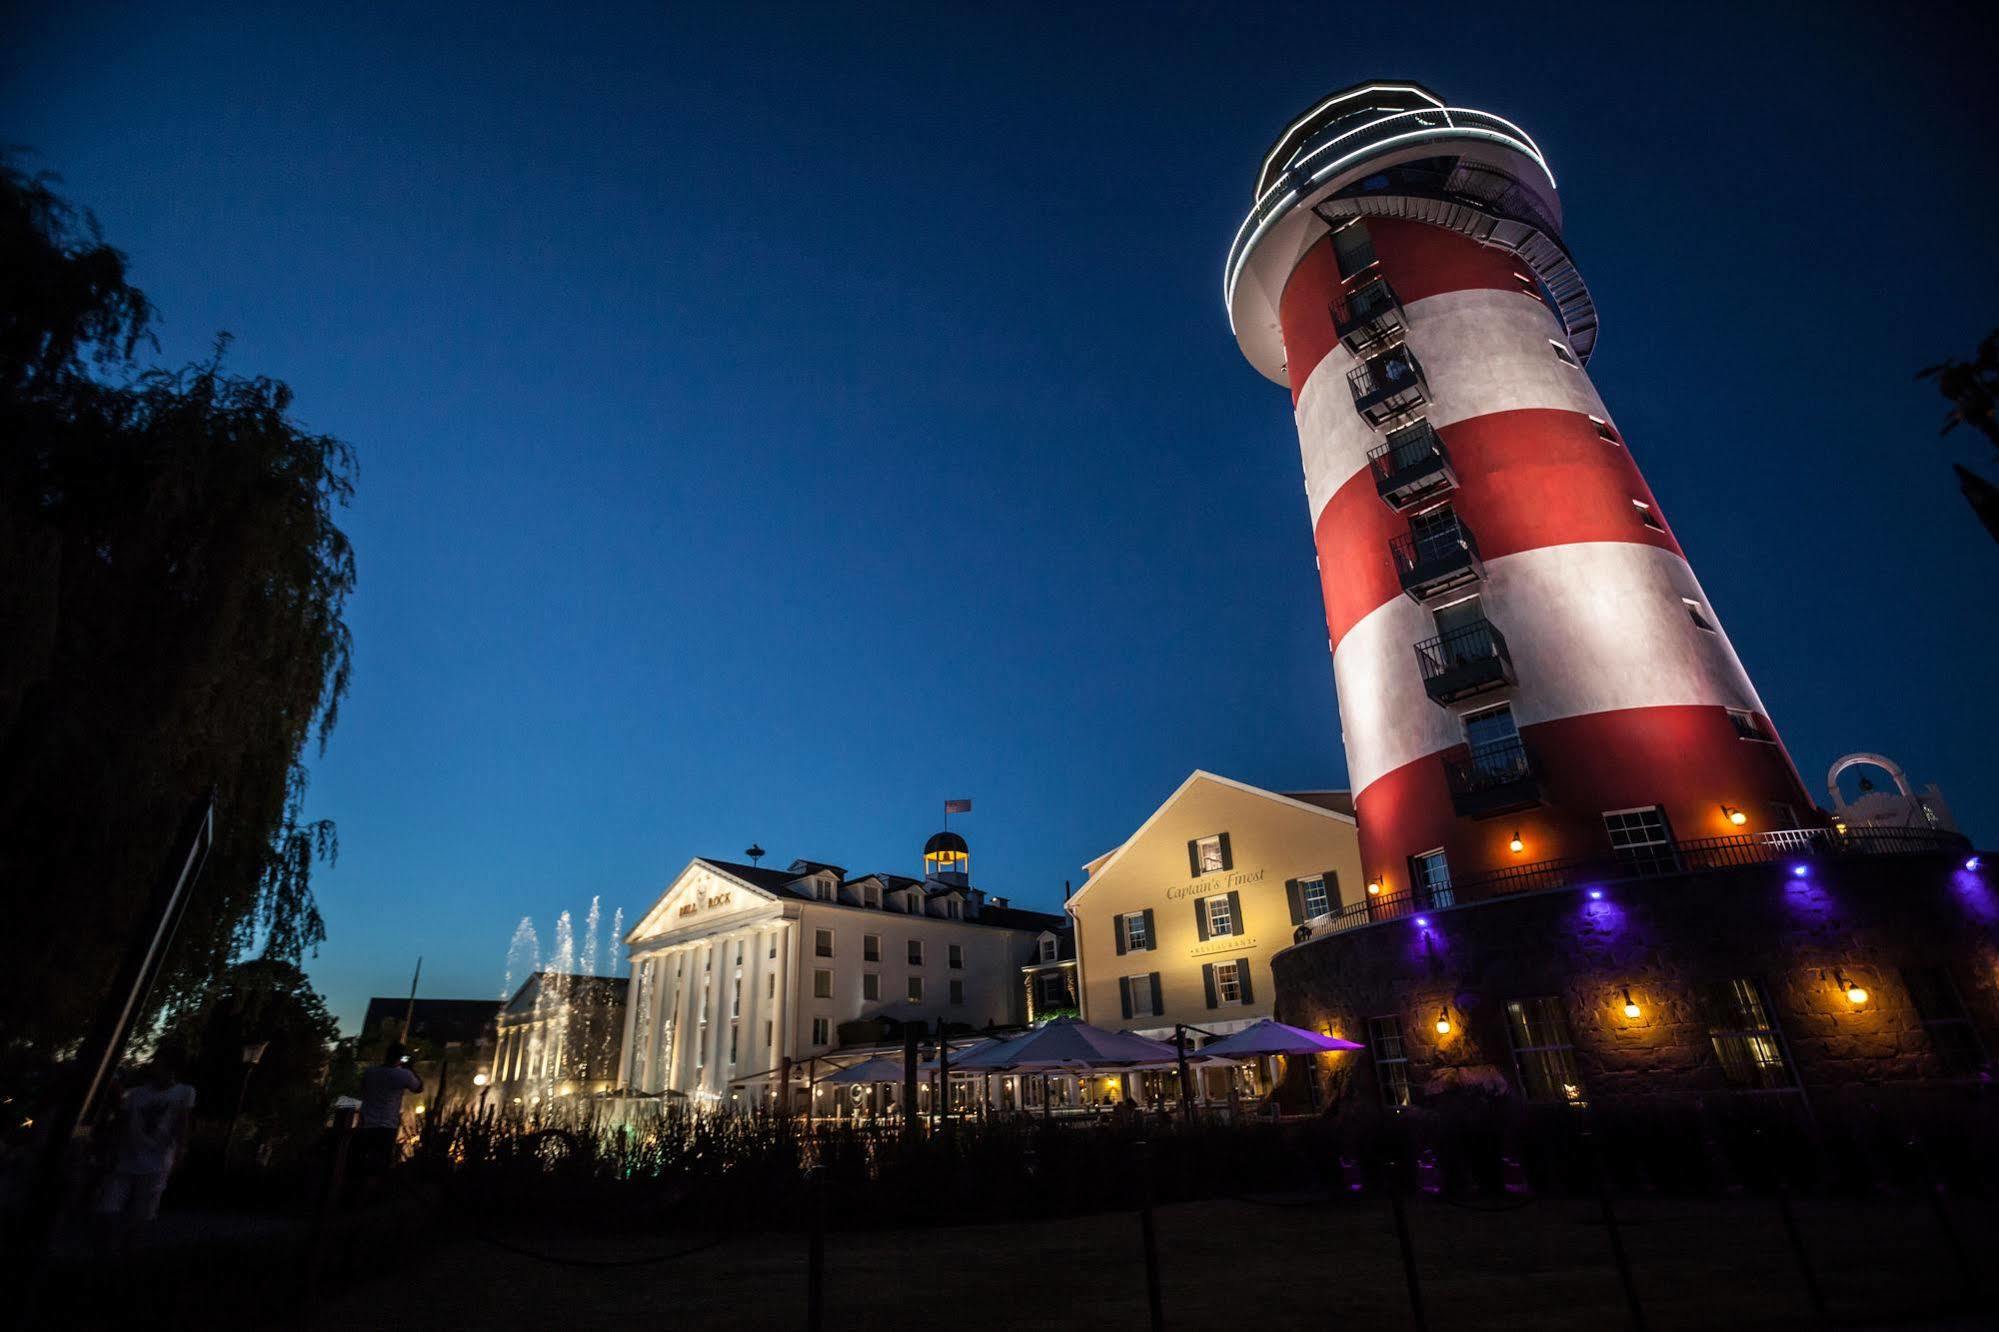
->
[1226,83,1595,385]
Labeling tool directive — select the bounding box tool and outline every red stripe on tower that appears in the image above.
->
[1226,82,1812,897]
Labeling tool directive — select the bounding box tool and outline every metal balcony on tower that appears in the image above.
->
[1367,420,1455,511]
[1442,738,1540,818]
[1346,345,1428,428]
[1390,512,1482,602]
[1415,618,1515,704]
[1332,275,1405,357]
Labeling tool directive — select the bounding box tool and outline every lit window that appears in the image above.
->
[1683,597,1716,631]
[1603,806,1675,873]
[863,933,881,963]
[908,976,924,1003]
[1123,911,1151,950]
[1213,961,1242,1004]
[863,972,880,1001]
[1549,339,1579,367]
[1505,997,1586,1105]
[811,1016,829,1046]
[1300,875,1332,919]
[812,969,832,999]
[907,939,924,966]
[1700,978,1794,1089]
[1632,499,1665,532]
[1195,834,1226,874]
[814,928,833,958]
[948,979,964,1006]
[1369,1015,1412,1108]
[1727,709,1771,741]
[948,943,963,969]
[1204,895,1235,937]
[1588,414,1620,445]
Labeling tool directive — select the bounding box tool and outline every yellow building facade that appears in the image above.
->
[1069,771,1364,1039]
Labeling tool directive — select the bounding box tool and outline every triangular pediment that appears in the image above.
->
[627,858,785,943]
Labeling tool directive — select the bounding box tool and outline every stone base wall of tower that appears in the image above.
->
[1270,854,1999,1105]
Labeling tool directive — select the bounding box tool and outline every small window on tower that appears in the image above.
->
[1683,597,1716,632]
[1549,339,1580,368]
[1632,500,1666,532]
[1589,415,1621,445]
[1333,219,1377,279]
[1727,709,1771,741]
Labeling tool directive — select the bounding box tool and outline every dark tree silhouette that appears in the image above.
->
[152,958,338,1131]
[0,159,356,1058]
[1918,330,1999,545]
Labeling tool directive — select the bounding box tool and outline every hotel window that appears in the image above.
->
[864,933,881,963]
[1118,910,1155,953]
[1120,972,1162,1019]
[1549,338,1579,367]
[1632,499,1665,532]
[811,1016,829,1046]
[704,948,712,971]
[948,900,961,919]
[948,943,963,969]
[1368,1015,1413,1108]
[815,880,834,901]
[1589,414,1620,445]
[764,1020,773,1049]
[865,884,880,908]
[1300,875,1333,920]
[815,928,834,958]
[735,940,744,966]
[1505,997,1587,1105]
[1902,966,1987,1075]
[1683,597,1716,632]
[729,1024,739,1064]
[1410,850,1453,908]
[1727,708,1772,741]
[863,972,880,1001]
[1039,936,1057,963]
[813,969,832,999]
[1189,833,1231,876]
[908,939,924,966]
[1603,806,1676,874]
[731,977,741,1018]
[1201,893,1237,938]
[1203,959,1252,1008]
[949,979,964,1006]
[768,934,777,959]
[908,976,925,1002]
[766,971,775,998]
[1700,978,1795,1089]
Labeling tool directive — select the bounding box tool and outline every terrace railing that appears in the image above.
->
[1298,826,1974,943]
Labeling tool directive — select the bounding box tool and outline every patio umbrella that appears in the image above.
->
[818,1055,908,1086]
[1192,1019,1364,1059]
[951,1017,1183,1071]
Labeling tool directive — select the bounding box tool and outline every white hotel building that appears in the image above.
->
[618,836,1064,1107]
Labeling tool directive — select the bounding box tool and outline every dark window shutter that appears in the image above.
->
[1286,878,1304,925]
[1187,839,1201,877]
[1236,958,1255,1006]
[1217,832,1233,870]
[1195,899,1210,942]
[1149,973,1163,1016]
[1227,890,1244,935]
[1114,915,1128,956]
[1202,963,1218,1010]
[1141,908,1156,951]
[1119,977,1133,1020]
[1324,871,1340,909]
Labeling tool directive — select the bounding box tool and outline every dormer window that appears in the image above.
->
[814,880,834,902]
[864,884,880,908]
[1038,936,1057,963]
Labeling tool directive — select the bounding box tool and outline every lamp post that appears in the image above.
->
[473,1070,491,1117]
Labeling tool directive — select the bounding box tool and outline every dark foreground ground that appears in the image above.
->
[293,1193,1987,1330]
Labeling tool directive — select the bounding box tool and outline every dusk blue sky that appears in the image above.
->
[9,4,1997,1031]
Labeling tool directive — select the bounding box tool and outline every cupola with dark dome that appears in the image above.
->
[923,829,970,885]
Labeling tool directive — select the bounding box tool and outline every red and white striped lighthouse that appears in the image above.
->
[1226,83,1812,901]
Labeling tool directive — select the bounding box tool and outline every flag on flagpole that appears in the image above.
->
[944,798,972,815]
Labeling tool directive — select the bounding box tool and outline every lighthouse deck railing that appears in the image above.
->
[1303,826,1974,940]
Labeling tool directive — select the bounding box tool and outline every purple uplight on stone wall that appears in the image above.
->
[1791,863,1810,877]
[1967,855,1982,872]
[1414,916,1430,928]
[1588,888,1604,900]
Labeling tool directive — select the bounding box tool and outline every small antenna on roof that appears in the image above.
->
[746,843,765,866]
